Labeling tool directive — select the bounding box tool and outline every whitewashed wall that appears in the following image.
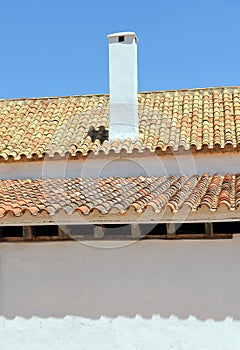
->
[1,151,240,180]
[1,240,240,349]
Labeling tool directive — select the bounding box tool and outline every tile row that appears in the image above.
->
[0,86,240,160]
[0,173,239,217]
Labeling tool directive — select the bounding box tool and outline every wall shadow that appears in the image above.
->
[1,240,240,320]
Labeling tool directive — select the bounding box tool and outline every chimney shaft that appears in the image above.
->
[108,32,139,142]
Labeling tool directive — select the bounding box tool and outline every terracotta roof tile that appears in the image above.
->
[0,86,239,160]
[0,174,238,218]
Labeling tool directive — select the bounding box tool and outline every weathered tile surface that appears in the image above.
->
[0,86,239,160]
[0,174,238,217]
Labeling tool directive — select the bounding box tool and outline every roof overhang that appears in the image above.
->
[0,204,239,226]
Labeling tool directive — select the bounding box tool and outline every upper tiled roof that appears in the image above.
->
[0,86,240,161]
[0,173,239,221]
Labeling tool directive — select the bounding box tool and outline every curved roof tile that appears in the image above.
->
[0,174,238,217]
[0,86,239,160]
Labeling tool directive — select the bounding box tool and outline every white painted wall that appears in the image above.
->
[1,240,240,349]
[108,32,138,141]
[1,151,240,180]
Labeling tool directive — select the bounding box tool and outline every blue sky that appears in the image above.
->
[1,0,240,99]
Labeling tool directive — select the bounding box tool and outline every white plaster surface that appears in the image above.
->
[108,32,138,141]
[1,315,240,350]
[1,240,240,349]
[1,152,240,180]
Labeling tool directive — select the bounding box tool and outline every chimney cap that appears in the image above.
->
[107,31,138,42]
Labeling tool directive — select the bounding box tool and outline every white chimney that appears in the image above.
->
[108,31,139,142]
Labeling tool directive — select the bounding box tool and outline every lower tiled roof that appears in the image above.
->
[0,86,240,160]
[0,173,239,218]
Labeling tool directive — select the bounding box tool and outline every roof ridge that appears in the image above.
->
[0,92,110,102]
[0,85,239,102]
[141,85,240,94]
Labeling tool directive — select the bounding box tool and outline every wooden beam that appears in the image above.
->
[131,224,142,239]
[166,223,176,238]
[205,222,213,238]
[94,225,105,239]
[22,226,33,240]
